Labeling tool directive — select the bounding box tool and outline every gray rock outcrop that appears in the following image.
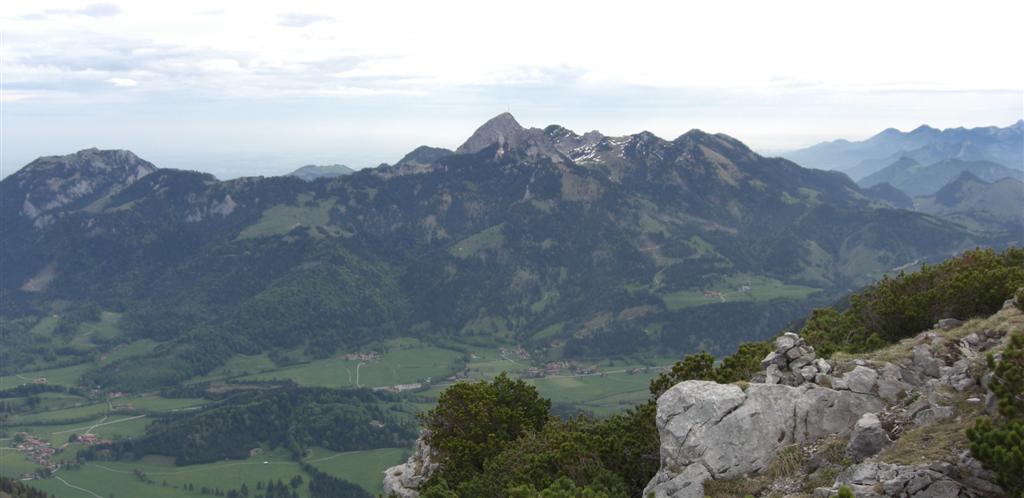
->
[846,412,891,462]
[8,148,157,228]
[382,435,439,498]
[644,309,1017,498]
[815,461,971,497]
[643,381,882,498]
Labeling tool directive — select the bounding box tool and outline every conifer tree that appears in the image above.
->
[968,331,1024,495]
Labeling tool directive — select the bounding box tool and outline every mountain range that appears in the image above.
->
[783,120,1024,180]
[913,172,1024,233]
[0,113,998,390]
[858,157,1023,197]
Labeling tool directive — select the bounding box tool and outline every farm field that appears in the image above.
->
[1,449,314,498]
[99,339,161,365]
[0,363,93,390]
[8,396,205,426]
[527,370,658,416]
[3,394,207,449]
[305,447,409,494]
[0,392,88,412]
[1,446,408,497]
[191,353,280,381]
[0,448,40,477]
[234,344,463,388]
[7,402,110,425]
[4,414,150,446]
[417,356,675,416]
[660,274,821,310]
[1,334,686,497]
[69,312,122,348]
[236,195,336,240]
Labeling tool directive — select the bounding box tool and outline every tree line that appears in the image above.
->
[78,386,418,465]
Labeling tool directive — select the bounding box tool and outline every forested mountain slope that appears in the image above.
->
[0,114,988,390]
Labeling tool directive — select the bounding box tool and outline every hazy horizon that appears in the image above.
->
[3,0,1022,179]
[3,115,1023,181]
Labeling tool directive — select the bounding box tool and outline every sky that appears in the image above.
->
[2,0,1023,179]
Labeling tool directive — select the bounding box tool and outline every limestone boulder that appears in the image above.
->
[846,412,891,462]
[643,380,882,497]
[816,461,972,498]
[382,435,439,498]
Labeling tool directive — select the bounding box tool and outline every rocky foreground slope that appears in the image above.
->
[385,299,1022,498]
[645,300,1021,498]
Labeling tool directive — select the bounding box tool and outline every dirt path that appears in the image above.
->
[305,449,376,464]
[83,416,109,435]
[49,414,146,436]
[52,475,104,498]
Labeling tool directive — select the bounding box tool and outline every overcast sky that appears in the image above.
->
[2,0,1022,178]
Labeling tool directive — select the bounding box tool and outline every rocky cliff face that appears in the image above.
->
[645,300,1021,498]
[383,434,439,498]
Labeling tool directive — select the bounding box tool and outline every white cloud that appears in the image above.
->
[78,3,122,17]
[6,0,1023,97]
[19,2,121,20]
[1,0,1021,177]
[107,77,138,87]
[277,13,332,27]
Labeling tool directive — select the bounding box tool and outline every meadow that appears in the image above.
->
[0,363,93,390]
[4,450,314,498]
[1,331,681,497]
[660,274,821,310]
[0,443,411,497]
[305,447,409,493]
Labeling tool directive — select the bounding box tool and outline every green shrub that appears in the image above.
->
[649,341,772,399]
[506,477,613,497]
[419,377,657,497]
[649,352,716,398]
[803,248,1024,356]
[968,331,1024,496]
[837,485,855,498]
[421,373,551,490]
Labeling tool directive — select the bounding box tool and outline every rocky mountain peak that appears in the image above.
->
[14,148,156,180]
[542,124,580,142]
[455,112,526,154]
[1,148,158,227]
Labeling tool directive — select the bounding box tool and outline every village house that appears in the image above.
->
[13,433,61,470]
[524,367,544,378]
[572,364,600,375]
[344,351,381,362]
[374,383,423,393]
